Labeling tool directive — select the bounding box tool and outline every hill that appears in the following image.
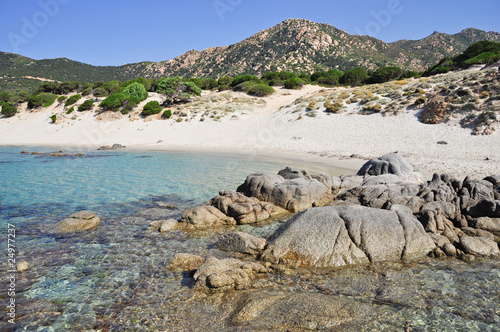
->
[1,19,500,93]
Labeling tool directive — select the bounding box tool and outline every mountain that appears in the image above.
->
[1,19,500,92]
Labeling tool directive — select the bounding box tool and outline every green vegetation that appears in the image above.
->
[246,83,275,97]
[311,70,344,86]
[67,106,75,114]
[122,82,148,101]
[369,66,403,83]
[49,114,57,123]
[78,99,94,111]
[142,100,163,116]
[65,94,82,106]
[284,77,303,89]
[99,93,138,114]
[424,41,500,76]
[28,93,57,109]
[340,67,369,86]
[1,101,17,117]
[156,77,202,105]
[162,109,172,118]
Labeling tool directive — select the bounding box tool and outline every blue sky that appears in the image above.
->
[1,0,499,66]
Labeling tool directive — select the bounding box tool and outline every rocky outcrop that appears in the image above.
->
[237,167,340,212]
[97,143,126,150]
[419,93,449,124]
[193,256,268,291]
[168,253,204,271]
[261,205,435,268]
[55,211,101,233]
[357,153,415,178]
[459,236,499,256]
[218,232,267,255]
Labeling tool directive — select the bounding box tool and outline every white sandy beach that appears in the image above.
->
[1,84,499,178]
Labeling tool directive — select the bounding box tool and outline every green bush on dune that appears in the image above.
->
[1,101,17,117]
[28,93,57,109]
[141,100,163,116]
[65,94,82,106]
[246,83,275,97]
[78,99,94,111]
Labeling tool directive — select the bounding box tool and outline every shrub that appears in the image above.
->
[99,93,139,114]
[28,93,57,109]
[78,99,94,111]
[233,80,258,93]
[157,77,201,105]
[102,80,123,94]
[50,114,57,123]
[340,68,369,86]
[369,66,403,83]
[65,94,82,106]
[284,77,303,89]
[1,101,17,117]
[230,75,260,87]
[92,88,108,97]
[66,106,75,114]
[218,77,233,87]
[15,91,29,103]
[246,83,275,97]
[0,91,12,103]
[312,70,344,85]
[162,109,172,118]
[142,100,163,116]
[57,95,67,103]
[122,82,148,102]
[81,87,92,96]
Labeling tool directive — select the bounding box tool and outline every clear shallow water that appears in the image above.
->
[0,146,498,331]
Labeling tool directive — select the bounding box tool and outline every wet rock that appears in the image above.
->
[168,253,204,272]
[209,190,288,224]
[237,167,338,212]
[159,219,179,232]
[193,256,267,290]
[459,236,499,256]
[261,205,435,268]
[356,153,414,178]
[180,206,236,229]
[232,291,379,330]
[218,231,267,255]
[55,211,101,233]
[17,261,29,273]
[97,143,126,150]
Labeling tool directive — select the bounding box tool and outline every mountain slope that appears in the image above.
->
[1,19,500,93]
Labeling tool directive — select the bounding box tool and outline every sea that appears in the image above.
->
[0,146,499,331]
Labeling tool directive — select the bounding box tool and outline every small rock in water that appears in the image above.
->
[160,219,178,232]
[20,150,29,154]
[55,211,101,233]
[17,261,28,273]
[437,141,448,145]
[168,253,204,271]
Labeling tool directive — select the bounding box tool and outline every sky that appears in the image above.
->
[1,0,499,67]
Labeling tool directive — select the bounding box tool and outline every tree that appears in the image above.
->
[340,67,369,86]
[99,93,139,114]
[369,66,403,83]
[78,99,94,111]
[283,77,303,89]
[0,91,12,103]
[156,77,201,105]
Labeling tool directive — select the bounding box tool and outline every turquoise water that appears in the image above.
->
[1,146,498,331]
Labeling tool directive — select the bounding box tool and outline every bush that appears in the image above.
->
[247,84,275,97]
[0,91,12,103]
[15,91,29,103]
[162,109,172,118]
[50,114,57,123]
[142,100,163,116]
[369,66,403,83]
[157,77,201,105]
[57,95,67,103]
[283,77,303,89]
[92,88,108,97]
[122,82,148,101]
[66,106,74,114]
[311,70,344,85]
[99,93,139,114]
[1,101,17,117]
[81,87,92,96]
[232,80,258,92]
[78,99,94,111]
[65,94,82,106]
[230,75,260,87]
[102,81,123,94]
[28,93,58,109]
[340,67,369,86]
[218,77,233,87]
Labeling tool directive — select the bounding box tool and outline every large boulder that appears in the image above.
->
[459,236,500,256]
[55,211,101,233]
[237,167,339,212]
[356,153,414,178]
[261,205,435,268]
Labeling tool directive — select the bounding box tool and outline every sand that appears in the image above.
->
[1,84,499,178]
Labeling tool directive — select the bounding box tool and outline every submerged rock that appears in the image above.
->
[168,253,204,272]
[193,256,268,290]
[261,205,435,268]
[55,211,101,233]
